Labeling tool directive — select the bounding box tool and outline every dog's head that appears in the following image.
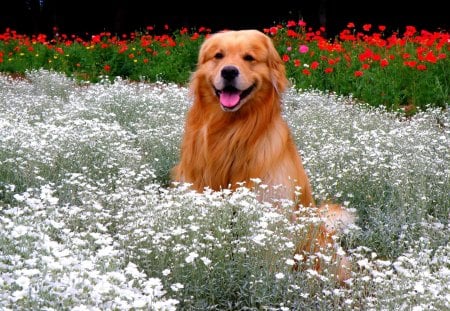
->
[191,29,289,112]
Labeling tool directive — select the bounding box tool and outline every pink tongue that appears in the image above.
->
[220,92,240,107]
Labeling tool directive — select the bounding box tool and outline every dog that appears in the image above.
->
[171,29,355,284]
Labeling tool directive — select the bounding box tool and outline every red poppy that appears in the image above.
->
[311,61,319,69]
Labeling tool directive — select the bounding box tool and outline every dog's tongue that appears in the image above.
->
[220,91,240,108]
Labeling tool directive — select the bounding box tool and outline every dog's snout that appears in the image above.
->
[221,66,239,81]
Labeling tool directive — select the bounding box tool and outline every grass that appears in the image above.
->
[0,21,449,114]
[0,69,449,310]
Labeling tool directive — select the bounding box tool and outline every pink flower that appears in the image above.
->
[299,45,309,54]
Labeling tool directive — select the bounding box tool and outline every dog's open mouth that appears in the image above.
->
[215,84,255,111]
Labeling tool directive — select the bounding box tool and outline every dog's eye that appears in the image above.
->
[243,54,255,61]
[214,52,224,59]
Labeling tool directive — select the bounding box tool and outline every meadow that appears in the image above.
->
[0,68,448,310]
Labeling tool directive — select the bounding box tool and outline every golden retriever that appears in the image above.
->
[172,29,355,284]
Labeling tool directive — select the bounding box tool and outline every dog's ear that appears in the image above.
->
[265,35,289,95]
[196,32,218,65]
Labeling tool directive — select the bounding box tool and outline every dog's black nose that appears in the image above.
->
[221,66,239,81]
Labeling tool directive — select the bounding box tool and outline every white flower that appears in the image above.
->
[285,258,295,266]
[294,254,304,261]
[284,241,295,248]
[162,269,171,276]
[414,281,425,294]
[125,262,145,278]
[133,299,147,308]
[15,276,30,290]
[200,257,212,266]
[252,234,266,246]
[275,272,285,280]
[11,225,29,238]
[185,252,199,263]
[171,283,184,292]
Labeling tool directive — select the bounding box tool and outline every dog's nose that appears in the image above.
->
[221,66,239,81]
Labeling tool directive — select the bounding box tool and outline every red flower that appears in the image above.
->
[324,67,333,74]
[363,24,372,32]
[380,59,389,67]
[378,25,386,32]
[403,60,417,67]
[91,35,101,43]
[404,25,417,37]
[354,70,363,77]
[287,29,298,38]
[282,54,290,62]
[311,61,319,70]
[424,51,437,63]
[302,68,311,75]
[180,27,188,35]
[103,64,111,72]
[269,27,278,36]
[287,20,297,28]
[347,22,355,28]
[293,59,301,67]
[416,64,427,71]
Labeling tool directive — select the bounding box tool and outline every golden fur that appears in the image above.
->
[172,29,355,284]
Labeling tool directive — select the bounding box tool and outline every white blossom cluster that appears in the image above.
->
[0,70,448,310]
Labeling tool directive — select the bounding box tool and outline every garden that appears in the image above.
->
[0,20,449,310]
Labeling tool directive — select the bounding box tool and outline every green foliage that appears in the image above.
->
[1,22,448,114]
